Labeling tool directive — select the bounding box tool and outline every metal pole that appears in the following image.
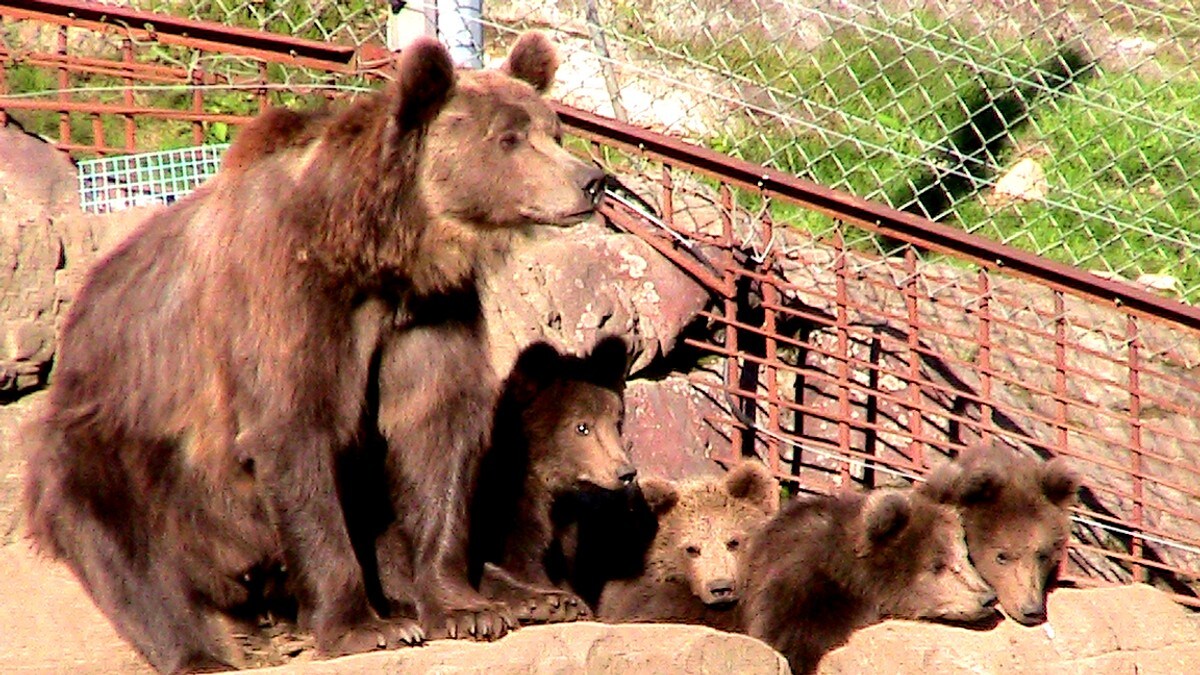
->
[437,0,483,68]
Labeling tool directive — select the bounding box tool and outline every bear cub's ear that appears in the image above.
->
[584,335,631,392]
[724,460,780,515]
[391,37,456,132]
[1040,457,1080,507]
[638,477,680,516]
[502,31,559,93]
[857,490,912,557]
[919,458,1002,507]
[506,341,564,403]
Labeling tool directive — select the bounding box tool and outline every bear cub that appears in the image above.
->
[740,488,998,674]
[598,460,779,632]
[919,443,1080,626]
[471,336,635,623]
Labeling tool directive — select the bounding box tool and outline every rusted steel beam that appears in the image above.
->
[0,48,196,82]
[0,96,252,125]
[552,102,1200,333]
[0,0,356,70]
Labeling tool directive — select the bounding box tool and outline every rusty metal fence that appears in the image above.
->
[2,0,1199,609]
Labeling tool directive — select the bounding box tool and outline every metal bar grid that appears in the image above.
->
[76,143,228,213]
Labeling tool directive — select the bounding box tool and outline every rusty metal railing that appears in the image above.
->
[2,0,1198,608]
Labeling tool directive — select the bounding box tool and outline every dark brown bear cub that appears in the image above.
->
[470,337,635,624]
[23,33,603,674]
[919,443,1080,626]
[740,488,998,675]
[598,460,779,632]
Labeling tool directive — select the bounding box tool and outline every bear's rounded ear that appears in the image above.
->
[502,32,559,93]
[858,490,912,556]
[1040,457,1080,507]
[957,466,1004,506]
[505,341,563,402]
[391,37,456,132]
[725,461,780,515]
[585,335,631,392]
[638,477,679,516]
[916,460,962,504]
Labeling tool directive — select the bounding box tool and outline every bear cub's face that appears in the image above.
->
[919,445,1080,626]
[642,462,779,608]
[861,491,999,624]
[423,34,606,230]
[509,337,634,493]
[526,379,631,492]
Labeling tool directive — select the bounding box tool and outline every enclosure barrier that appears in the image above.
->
[2,0,1198,609]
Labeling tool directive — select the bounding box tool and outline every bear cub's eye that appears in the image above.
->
[498,130,524,151]
[996,551,1013,565]
[685,545,701,558]
[931,559,948,574]
[726,539,740,551]
[575,422,591,436]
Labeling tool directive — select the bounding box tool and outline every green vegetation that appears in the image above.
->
[619,9,1200,299]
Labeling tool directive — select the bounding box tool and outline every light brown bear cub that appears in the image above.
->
[739,488,998,674]
[919,443,1080,626]
[598,460,779,632]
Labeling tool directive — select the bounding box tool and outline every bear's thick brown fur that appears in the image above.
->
[470,336,634,624]
[598,460,779,632]
[23,33,604,674]
[739,488,999,674]
[919,443,1080,626]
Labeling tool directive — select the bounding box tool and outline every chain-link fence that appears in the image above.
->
[8,1,1199,298]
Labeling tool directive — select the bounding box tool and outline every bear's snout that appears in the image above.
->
[1013,600,1047,625]
[617,464,637,486]
[703,578,738,606]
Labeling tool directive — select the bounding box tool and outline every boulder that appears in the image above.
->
[483,218,710,379]
[818,584,1200,674]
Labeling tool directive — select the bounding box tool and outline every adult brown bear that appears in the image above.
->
[23,33,603,674]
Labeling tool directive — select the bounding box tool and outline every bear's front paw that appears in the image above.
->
[316,617,425,656]
[434,602,517,641]
[516,589,590,624]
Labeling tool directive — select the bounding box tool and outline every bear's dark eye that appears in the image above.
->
[996,551,1012,565]
[575,422,591,436]
[932,560,948,574]
[498,130,523,151]
[726,539,739,551]
[685,545,701,558]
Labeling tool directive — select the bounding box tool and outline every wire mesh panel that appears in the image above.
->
[76,143,228,213]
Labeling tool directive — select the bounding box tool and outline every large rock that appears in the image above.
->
[624,372,740,480]
[818,584,1200,674]
[246,622,789,674]
[483,218,710,378]
[0,124,154,397]
[0,537,790,675]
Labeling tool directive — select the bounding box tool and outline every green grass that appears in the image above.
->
[625,10,1200,300]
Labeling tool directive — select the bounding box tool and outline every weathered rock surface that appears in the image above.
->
[818,584,1200,674]
[623,372,735,480]
[242,622,789,675]
[0,534,789,675]
[0,124,154,397]
[482,218,710,379]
